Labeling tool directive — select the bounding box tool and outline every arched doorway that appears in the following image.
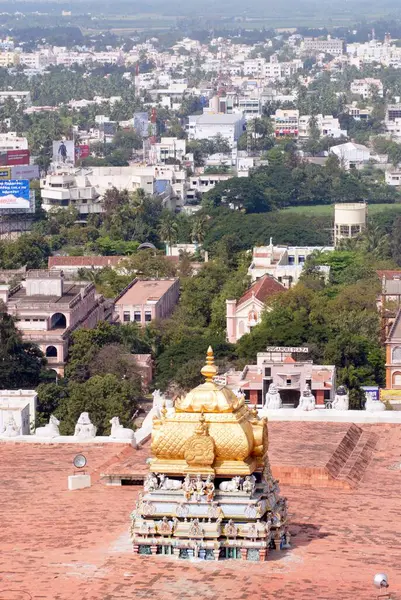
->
[392,371,401,388]
[50,313,67,329]
[46,346,58,358]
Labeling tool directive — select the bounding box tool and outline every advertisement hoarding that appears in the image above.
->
[0,179,30,210]
[133,112,149,138]
[75,145,90,160]
[0,149,30,166]
[52,140,75,166]
[0,167,11,180]
[11,165,39,180]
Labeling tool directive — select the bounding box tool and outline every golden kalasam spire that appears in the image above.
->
[201,346,218,382]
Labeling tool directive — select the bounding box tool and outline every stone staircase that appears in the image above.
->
[334,430,379,488]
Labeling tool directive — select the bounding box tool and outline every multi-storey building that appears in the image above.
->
[0,270,113,376]
[271,109,299,138]
[302,37,344,56]
[114,278,180,325]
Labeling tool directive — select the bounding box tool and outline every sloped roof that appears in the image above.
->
[387,307,401,342]
[237,274,285,308]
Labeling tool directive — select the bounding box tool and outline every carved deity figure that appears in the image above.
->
[205,475,215,502]
[296,384,316,411]
[264,383,282,410]
[332,386,349,411]
[35,414,60,438]
[193,474,206,501]
[1,415,20,437]
[144,472,159,492]
[74,412,97,439]
[242,475,256,495]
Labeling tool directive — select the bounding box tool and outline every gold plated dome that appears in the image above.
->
[175,346,244,413]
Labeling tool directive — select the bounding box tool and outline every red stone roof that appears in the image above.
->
[237,274,285,308]
[377,269,401,280]
[1,423,401,599]
[48,255,125,268]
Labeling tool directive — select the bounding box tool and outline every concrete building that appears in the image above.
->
[114,278,179,325]
[0,91,31,106]
[226,274,286,343]
[0,269,113,376]
[248,240,334,286]
[272,109,299,138]
[0,133,28,151]
[187,113,245,147]
[48,255,126,275]
[334,202,367,246]
[0,389,37,434]
[302,37,344,56]
[329,142,371,169]
[149,137,186,164]
[40,165,185,215]
[350,78,384,99]
[385,168,401,186]
[298,115,347,139]
[223,348,336,406]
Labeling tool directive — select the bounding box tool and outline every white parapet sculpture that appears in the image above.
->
[365,392,386,412]
[109,416,136,443]
[264,383,282,409]
[332,386,349,410]
[297,384,316,411]
[74,412,97,439]
[35,414,60,438]
[1,415,20,437]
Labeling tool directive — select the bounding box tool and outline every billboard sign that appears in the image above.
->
[133,112,149,138]
[75,144,90,160]
[0,179,30,210]
[11,165,39,180]
[0,167,11,180]
[0,149,30,166]
[265,346,309,353]
[52,140,75,166]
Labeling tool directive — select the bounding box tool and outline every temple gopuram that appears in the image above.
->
[130,347,289,561]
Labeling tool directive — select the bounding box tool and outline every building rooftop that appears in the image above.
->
[48,256,125,269]
[9,283,82,305]
[195,113,244,124]
[1,422,401,599]
[115,278,178,305]
[237,274,285,307]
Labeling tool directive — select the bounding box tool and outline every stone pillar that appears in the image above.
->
[151,545,158,555]
[240,548,248,560]
[259,548,267,562]
[133,544,139,554]
[173,547,180,559]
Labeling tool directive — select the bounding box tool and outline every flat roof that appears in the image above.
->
[9,283,82,305]
[1,422,401,599]
[116,279,177,305]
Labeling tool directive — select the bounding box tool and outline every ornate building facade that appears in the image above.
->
[130,347,289,561]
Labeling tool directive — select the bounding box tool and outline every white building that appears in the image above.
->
[187,113,245,147]
[149,137,186,164]
[350,78,384,99]
[41,165,185,215]
[248,240,334,287]
[0,133,28,151]
[330,142,371,169]
[0,91,31,106]
[298,115,347,138]
[334,202,367,245]
[385,168,401,186]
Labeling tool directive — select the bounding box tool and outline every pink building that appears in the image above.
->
[48,255,125,275]
[0,269,113,376]
[226,274,285,343]
[222,349,336,407]
[114,278,179,325]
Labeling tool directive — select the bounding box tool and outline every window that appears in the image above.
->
[286,378,291,386]
[123,311,130,322]
[264,367,271,377]
[134,311,141,322]
[298,256,305,264]
[351,225,361,235]
[288,256,295,265]
[392,347,401,362]
[340,225,349,235]
[144,311,152,322]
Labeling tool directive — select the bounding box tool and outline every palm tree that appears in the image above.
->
[158,212,179,248]
[191,214,208,245]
